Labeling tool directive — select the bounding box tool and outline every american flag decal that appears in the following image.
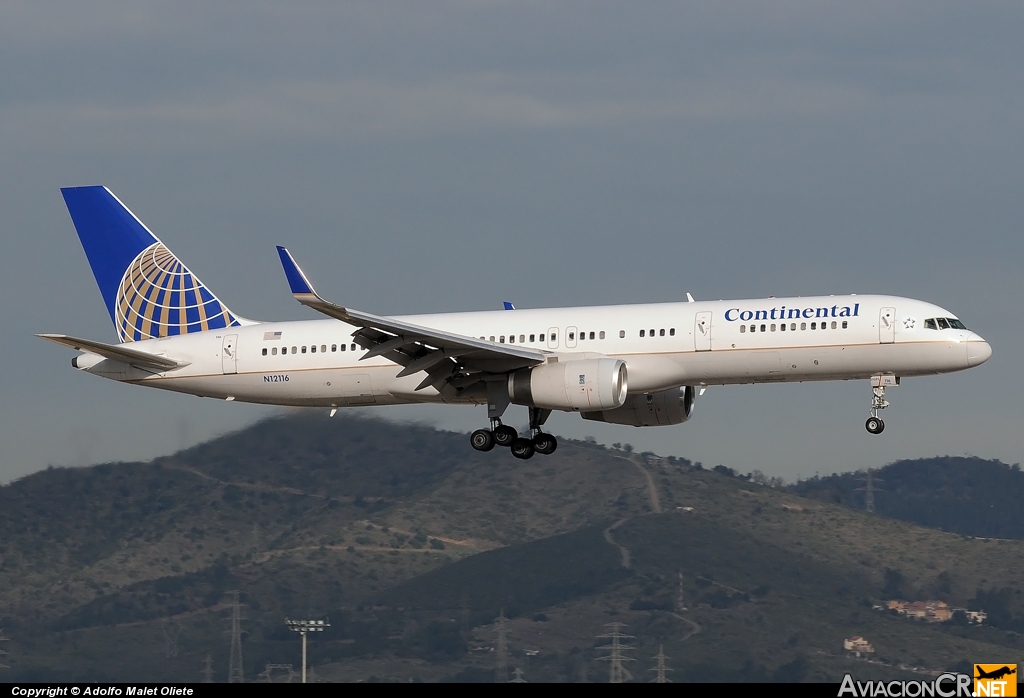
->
[264,331,283,340]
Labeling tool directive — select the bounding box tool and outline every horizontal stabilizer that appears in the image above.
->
[36,334,188,371]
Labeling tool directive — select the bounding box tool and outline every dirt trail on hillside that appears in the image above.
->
[611,455,661,513]
[603,518,631,568]
[632,458,662,513]
[668,612,701,641]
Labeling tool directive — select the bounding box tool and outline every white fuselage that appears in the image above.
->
[76,294,990,411]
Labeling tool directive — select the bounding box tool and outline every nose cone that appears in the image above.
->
[966,333,993,367]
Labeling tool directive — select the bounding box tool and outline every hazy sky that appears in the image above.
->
[2,1,1022,483]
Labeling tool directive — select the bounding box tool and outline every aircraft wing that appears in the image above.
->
[36,334,188,372]
[276,246,545,389]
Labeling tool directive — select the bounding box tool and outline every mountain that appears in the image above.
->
[0,413,1021,682]
[789,456,1024,540]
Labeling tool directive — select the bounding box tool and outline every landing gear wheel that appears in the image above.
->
[533,432,558,455]
[470,429,495,452]
[865,417,885,435]
[493,424,518,447]
[510,437,535,460]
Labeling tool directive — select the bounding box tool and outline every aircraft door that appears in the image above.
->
[694,312,712,351]
[879,307,896,344]
[546,327,559,349]
[221,334,238,374]
[566,326,578,349]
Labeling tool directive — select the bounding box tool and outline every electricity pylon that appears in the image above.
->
[650,645,673,683]
[0,628,9,670]
[596,623,635,683]
[226,591,246,683]
[495,610,510,683]
[201,654,214,683]
[162,619,181,658]
[855,469,884,513]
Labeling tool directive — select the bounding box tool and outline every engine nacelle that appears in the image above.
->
[509,358,627,411]
[581,386,696,427]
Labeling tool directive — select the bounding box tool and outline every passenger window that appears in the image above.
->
[262,348,267,356]
[619,330,625,338]
[669,328,675,336]
[331,344,337,352]
[831,321,837,329]
[740,325,746,333]
[800,323,806,331]
[489,336,495,341]
[659,329,665,337]
[842,321,848,329]
[780,323,786,331]
[640,330,645,337]
[590,332,595,340]
[568,332,575,341]
[272,347,278,355]
[321,345,327,353]
[760,324,766,332]
[340,344,346,351]
[351,343,356,351]
[500,336,505,343]
[770,324,776,332]
[292,346,297,354]
[311,345,316,353]
[936,318,949,330]
[530,334,535,342]
[599,331,606,339]
[302,346,307,353]
[650,328,655,337]
[810,322,816,330]
[750,325,756,332]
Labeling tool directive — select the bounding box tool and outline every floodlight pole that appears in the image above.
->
[285,618,330,683]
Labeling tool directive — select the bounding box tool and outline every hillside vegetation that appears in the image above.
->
[0,413,1021,682]
[791,456,1024,540]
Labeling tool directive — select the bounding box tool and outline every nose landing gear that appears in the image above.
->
[865,375,898,435]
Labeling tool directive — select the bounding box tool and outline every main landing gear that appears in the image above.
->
[470,407,558,459]
[865,375,899,435]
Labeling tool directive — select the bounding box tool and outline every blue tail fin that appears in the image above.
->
[61,186,247,343]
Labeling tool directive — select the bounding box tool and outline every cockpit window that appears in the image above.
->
[936,318,950,330]
[947,318,967,330]
[924,318,937,330]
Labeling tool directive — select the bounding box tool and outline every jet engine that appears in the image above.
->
[509,358,627,411]
[581,385,696,426]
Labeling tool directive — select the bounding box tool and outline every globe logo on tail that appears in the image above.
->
[115,242,240,342]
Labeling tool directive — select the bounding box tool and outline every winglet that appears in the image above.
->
[503,301,515,310]
[276,246,318,299]
[276,246,356,324]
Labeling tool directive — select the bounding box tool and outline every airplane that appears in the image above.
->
[39,186,993,459]
[975,666,1016,680]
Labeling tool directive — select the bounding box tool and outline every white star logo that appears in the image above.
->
[903,318,915,329]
